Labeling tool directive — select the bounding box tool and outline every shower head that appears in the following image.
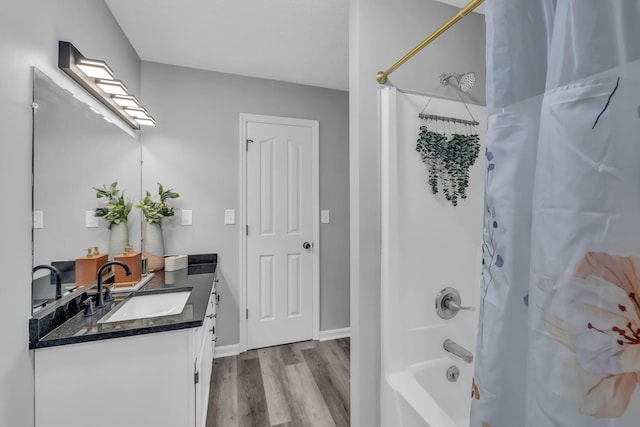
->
[440,72,476,92]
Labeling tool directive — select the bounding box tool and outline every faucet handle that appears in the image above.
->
[445,299,475,312]
[104,286,114,303]
[82,298,96,317]
[436,287,475,319]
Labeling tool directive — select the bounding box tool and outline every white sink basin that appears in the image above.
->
[98,290,191,323]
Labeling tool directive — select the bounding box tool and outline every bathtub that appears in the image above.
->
[388,357,473,427]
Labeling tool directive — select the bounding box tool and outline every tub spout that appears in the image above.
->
[443,339,473,363]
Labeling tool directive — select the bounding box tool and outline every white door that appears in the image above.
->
[245,116,318,349]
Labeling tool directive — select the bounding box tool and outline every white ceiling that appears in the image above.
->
[435,0,485,14]
[105,0,349,91]
[105,0,482,92]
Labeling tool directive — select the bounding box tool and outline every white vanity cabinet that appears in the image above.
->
[35,284,217,427]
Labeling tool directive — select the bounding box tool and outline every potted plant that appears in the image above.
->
[93,182,133,259]
[137,183,179,271]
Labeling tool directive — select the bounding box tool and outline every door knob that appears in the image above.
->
[303,242,312,250]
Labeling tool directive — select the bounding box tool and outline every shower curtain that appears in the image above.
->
[471,1,640,426]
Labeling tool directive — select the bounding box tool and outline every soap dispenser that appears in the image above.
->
[75,247,108,286]
[114,246,142,284]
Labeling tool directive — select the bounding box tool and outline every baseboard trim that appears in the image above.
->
[214,344,240,359]
[319,327,351,341]
[214,329,349,357]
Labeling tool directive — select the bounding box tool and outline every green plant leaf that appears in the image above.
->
[137,183,180,223]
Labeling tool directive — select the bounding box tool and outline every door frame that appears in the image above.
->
[238,113,320,352]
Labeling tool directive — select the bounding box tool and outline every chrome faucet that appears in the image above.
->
[443,339,474,363]
[95,261,131,309]
[33,264,62,300]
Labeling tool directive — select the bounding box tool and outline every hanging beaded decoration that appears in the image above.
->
[415,99,480,206]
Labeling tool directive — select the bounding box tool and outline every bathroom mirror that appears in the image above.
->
[32,68,142,312]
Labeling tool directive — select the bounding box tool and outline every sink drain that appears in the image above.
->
[446,365,460,382]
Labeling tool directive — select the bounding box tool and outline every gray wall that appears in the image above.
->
[0,1,140,426]
[140,61,350,346]
[349,0,486,425]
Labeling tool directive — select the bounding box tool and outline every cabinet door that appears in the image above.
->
[36,331,191,427]
[195,292,215,427]
[194,321,208,427]
[201,331,213,427]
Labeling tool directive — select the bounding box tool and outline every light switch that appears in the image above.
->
[34,210,44,229]
[85,211,98,228]
[224,209,235,225]
[321,209,330,224]
[182,209,193,226]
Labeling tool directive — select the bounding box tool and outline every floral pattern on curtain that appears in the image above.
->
[472,1,640,426]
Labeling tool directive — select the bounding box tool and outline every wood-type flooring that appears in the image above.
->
[206,338,350,427]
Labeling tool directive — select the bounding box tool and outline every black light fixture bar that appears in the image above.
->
[58,41,141,130]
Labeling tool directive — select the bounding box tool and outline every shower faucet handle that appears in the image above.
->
[436,287,475,320]
[445,299,475,312]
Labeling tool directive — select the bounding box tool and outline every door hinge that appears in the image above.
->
[246,308,248,320]
[246,225,249,236]
[246,139,254,151]
[194,371,199,384]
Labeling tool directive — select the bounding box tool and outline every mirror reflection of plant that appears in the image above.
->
[137,183,179,224]
[93,182,132,228]
[416,126,480,206]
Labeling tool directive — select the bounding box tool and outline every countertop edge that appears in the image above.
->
[31,318,204,349]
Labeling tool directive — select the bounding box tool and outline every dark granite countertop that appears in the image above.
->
[30,256,217,349]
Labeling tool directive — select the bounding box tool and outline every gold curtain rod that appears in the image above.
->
[376,0,485,84]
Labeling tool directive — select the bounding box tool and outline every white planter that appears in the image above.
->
[108,222,130,260]
[143,222,165,271]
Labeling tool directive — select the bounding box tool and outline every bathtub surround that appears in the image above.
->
[473,2,640,426]
[380,88,485,426]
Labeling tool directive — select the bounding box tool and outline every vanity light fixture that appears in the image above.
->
[95,79,128,95]
[76,58,114,79]
[124,107,151,119]
[112,94,140,108]
[58,41,155,130]
[125,107,156,127]
[134,117,156,127]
